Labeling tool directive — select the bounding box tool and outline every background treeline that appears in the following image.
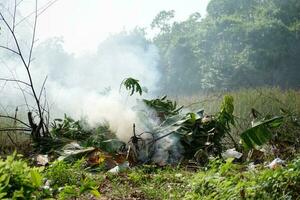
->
[153,0,300,94]
[113,0,300,95]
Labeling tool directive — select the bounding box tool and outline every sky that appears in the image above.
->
[37,0,210,55]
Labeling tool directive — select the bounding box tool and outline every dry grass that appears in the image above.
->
[173,87,300,141]
[0,112,31,154]
[176,87,300,115]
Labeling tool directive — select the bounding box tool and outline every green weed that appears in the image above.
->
[0,152,45,199]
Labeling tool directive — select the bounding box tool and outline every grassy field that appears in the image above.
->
[175,87,300,142]
[180,87,300,115]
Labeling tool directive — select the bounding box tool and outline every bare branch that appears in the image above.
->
[16,0,25,7]
[1,5,45,135]
[12,0,17,32]
[27,0,37,68]
[0,127,31,132]
[0,45,19,55]
[0,0,58,140]
[0,12,29,69]
[15,0,59,27]
[14,80,31,110]
[38,76,48,101]
[0,59,31,110]
[0,115,30,128]
[0,78,31,87]
[37,0,59,17]
[7,132,18,147]
[13,106,19,143]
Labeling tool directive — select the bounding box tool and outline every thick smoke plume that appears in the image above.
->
[0,32,161,142]
[0,3,184,164]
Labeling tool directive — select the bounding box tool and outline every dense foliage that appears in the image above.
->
[0,153,44,199]
[152,0,300,94]
[0,154,100,199]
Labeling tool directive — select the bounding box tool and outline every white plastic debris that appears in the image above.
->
[222,148,243,159]
[267,158,285,169]
[108,161,129,173]
[42,180,51,190]
[247,162,257,170]
[36,154,49,166]
[62,142,82,150]
[58,142,95,161]
[175,173,183,178]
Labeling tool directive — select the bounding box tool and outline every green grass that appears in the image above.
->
[102,165,194,199]
[175,87,300,143]
[47,157,300,200]
[2,151,300,199]
[177,87,300,118]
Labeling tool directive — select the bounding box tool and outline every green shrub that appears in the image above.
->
[57,178,100,200]
[185,157,300,200]
[254,158,300,199]
[57,185,78,200]
[0,152,44,199]
[51,114,90,140]
[45,159,100,199]
[82,123,124,153]
[45,159,86,187]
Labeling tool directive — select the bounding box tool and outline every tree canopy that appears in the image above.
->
[152,0,300,94]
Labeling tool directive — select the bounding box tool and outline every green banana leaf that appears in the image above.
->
[240,116,284,149]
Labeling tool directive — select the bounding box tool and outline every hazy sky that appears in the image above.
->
[37,0,210,55]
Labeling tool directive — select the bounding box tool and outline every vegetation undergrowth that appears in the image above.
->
[2,151,300,200]
[0,87,300,199]
[0,152,44,199]
[0,153,101,200]
[185,157,300,200]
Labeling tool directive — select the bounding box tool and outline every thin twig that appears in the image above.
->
[12,0,17,32]
[0,45,19,55]
[27,0,37,69]
[7,132,18,146]
[15,0,59,27]
[16,0,25,7]
[0,127,31,132]
[38,76,48,101]
[0,78,31,87]
[0,12,29,70]
[0,115,30,128]
[13,106,18,145]
[37,0,59,17]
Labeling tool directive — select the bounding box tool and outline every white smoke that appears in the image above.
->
[151,133,184,165]
[0,2,184,164]
[0,32,161,142]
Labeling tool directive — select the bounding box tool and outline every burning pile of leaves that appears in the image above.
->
[4,78,296,174]
[33,92,297,174]
[32,95,238,172]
